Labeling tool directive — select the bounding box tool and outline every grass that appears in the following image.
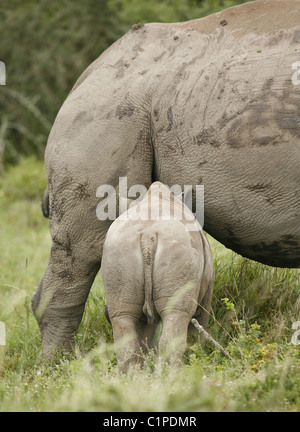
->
[0,157,300,412]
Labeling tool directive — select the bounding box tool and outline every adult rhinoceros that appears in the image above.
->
[32,0,300,354]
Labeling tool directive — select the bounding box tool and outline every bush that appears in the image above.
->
[0,156,46,202]
[0,0,113,165]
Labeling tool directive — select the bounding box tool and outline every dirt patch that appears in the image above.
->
[131,23,144,31]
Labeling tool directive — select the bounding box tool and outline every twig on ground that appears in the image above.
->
[191,318,235,362]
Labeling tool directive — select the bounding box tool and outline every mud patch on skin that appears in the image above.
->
[49,195,65,223]
[74,182,91,200]
[293,31,300,43]
[266,31,285,47]
[245,183,272,192]
[257,136,277,146]
[195,130,205,146]
[154,51,166,62]
[132,45,144,52]
[262,77,274,93]
[221,93,298,149]
[249,236,300,267]
[244,183,280,206]
[166,107,173,132]
[275,82,300,138]
[116,105,135,119]
[247,104,269,128]
[58,270,74,281]
[52,233,73,258]
[197,160,207,168]
[116,70,124,78]
[195,128,219,147]
[153,108,159,121]
[127,141,139,158]
[275,109,300,138]
[131,23,144,31]
[72,110,93,126]
[223,234,300,268]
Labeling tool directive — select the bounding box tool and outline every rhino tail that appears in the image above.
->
[140,232,158,324]
[42,186,49,218]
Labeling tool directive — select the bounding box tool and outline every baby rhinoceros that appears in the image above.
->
[101,182,214,372]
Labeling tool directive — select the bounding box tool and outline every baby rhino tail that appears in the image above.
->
[140,233,158,324]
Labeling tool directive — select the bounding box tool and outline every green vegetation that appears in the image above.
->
[0,159,299,412]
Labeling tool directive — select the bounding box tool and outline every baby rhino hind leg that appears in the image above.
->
[111,315,141,373]
[158,311,192,365]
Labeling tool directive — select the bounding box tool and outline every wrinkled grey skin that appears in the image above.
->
[32,0,300,355]
[102,182,214,371]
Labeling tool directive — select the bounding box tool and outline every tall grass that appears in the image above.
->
[0,158,299,412]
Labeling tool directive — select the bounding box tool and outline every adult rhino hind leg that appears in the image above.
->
[32,255,99,357]
[31,184,108,356]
